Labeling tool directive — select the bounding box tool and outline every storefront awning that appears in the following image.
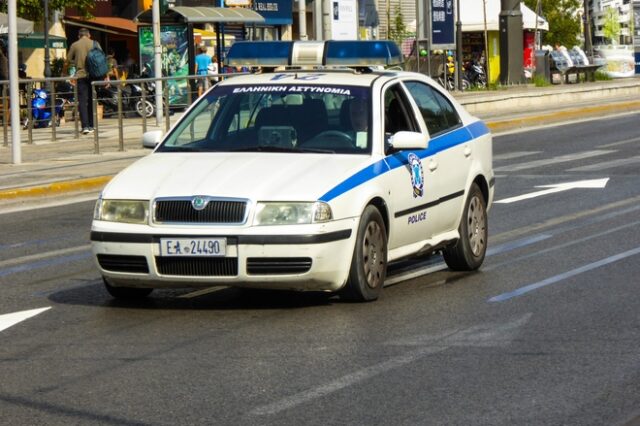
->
[0,32,67,49]
[0,13,34,35]
[136,6,265,25]
[62,16,138,37]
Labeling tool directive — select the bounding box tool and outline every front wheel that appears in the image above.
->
[103,277,153,300]
[341,206,387,302]
[135,99,155,118]
[443,183,487,271]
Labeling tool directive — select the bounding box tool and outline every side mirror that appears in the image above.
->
[388,131,429,150]
[142,130,163,149]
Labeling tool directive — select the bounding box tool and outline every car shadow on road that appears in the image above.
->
[46,279,338,311]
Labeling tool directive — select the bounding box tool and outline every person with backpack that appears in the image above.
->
[66,28,108,134]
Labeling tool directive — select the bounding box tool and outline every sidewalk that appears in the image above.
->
[1,77,639,207]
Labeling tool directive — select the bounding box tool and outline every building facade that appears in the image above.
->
[587,0,638,76]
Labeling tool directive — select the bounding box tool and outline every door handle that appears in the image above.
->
[428,159,438,171]
[464,145,472,157]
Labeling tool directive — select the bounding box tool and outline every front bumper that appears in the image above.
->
[90,219,357,292]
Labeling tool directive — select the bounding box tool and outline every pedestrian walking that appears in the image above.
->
[66,28,107,135]
[194,45,211,97]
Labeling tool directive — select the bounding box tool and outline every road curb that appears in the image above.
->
[485,99,640,133]
[0,175,112,200]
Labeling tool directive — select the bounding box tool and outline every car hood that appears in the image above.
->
[102,152,374,202]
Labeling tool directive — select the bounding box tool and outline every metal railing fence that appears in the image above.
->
[2,72,239,153]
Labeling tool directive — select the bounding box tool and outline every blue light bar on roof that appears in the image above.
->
[324,40,402,66]
[226,41,292,66]
[226,40,402,68]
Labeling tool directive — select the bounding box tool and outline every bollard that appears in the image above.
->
[50,82,57,142]
[164,82,170,133]
[141,83,147,134]
[2,84,8,147]
[92,84,99,154]
[73,81,79,138]
[117,85,124,151]
[27,82,33,144]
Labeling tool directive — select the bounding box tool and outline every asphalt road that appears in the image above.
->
[1,112,639,425]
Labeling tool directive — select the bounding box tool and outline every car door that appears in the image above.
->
[402,79,469,233]
[381,83,443,253]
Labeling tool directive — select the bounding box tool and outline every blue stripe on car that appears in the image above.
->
[319,121,490,202]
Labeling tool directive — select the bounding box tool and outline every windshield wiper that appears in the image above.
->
[227,146,335,153]
[161,146,200,152]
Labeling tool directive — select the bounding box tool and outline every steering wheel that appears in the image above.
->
[313,130,354,144]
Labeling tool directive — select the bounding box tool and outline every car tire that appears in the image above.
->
[443,183,487,271]
[103,277,153,299]
[341,205,387,302]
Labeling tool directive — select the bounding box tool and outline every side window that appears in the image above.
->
[404,81,462,135]
[383,84,417,135]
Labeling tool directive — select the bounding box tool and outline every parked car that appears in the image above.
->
[90,40,495,302]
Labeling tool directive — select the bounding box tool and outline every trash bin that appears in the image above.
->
[535,50,550,83]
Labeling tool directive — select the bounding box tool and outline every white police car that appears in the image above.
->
[91,40,494,302]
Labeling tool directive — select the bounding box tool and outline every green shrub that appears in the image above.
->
[532,74,551,87]
[594,70,612,81]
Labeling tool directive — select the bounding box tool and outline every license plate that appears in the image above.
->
[160,238,227,256]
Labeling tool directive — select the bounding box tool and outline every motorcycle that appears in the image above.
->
[22,87,66,129]
[436,71,471,91]
[95,81,157,118]
[463,61,487,88]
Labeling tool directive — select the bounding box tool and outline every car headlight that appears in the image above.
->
[254,202,332,225]
[94,199,149,224]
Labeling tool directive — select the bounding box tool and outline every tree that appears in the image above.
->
[388,9,410,45]
[0,0,95,23]
[523,0,582,47]
[602,7,621,45]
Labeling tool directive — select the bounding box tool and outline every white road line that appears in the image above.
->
[567,156,640,172]
[599,136,640,149]
[179,286,228,298]
[384,263,447,286]
[494,150,615,172]
[493,151,541,161]
[251,344,449,416]
[488,246,640,302]
[0,307,51,333]
[251,314,531,416]
[0,245,91,269]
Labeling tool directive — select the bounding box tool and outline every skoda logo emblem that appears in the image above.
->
[191,196,208,211]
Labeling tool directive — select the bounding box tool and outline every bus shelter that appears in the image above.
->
[135,6,264,105]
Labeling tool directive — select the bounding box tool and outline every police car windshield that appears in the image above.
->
[157,84,371,154]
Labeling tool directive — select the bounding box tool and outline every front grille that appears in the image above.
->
[247,257,312,275]
[97,254,149,273]
[155,257,238,276]
[154,200,247,224]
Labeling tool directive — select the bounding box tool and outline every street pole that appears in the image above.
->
[152,0,163,126]
[584,0,593,58]
[8,0,21,163]
[298,0,308,40]
[322,0,332,41]
[43,0,51,78]
[456,0,462,90]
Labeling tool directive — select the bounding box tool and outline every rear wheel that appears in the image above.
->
[443,183,487,271]
[103,277,153,300]
[341,206,387,302]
